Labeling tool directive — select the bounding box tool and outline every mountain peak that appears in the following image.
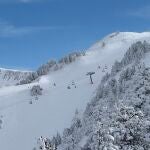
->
[89,32,150,51]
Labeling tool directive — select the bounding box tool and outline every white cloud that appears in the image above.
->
[129,6,150,19]
[0,0,46,3]
[19,0,45,3]
[0,21,65,37]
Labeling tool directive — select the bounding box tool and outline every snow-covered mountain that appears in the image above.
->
[0,68,32,87]
[57,40,150,150]
[19,51,85,85]
[0,32,150,150]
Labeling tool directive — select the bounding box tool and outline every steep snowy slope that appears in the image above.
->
[0,68,32,87]
[56,40,150,150]
[0,32,150,150]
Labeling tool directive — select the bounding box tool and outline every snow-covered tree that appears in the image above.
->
[37,60,57,76]
[111,61,122,76]
[58,52,85,65]
[31,85,43,97]
[20,72,38,84]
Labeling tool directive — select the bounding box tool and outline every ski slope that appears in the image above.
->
[0,32,150,150]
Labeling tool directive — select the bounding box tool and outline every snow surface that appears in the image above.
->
[0,32,150,150]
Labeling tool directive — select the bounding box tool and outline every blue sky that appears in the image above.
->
[0,0,150,70]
